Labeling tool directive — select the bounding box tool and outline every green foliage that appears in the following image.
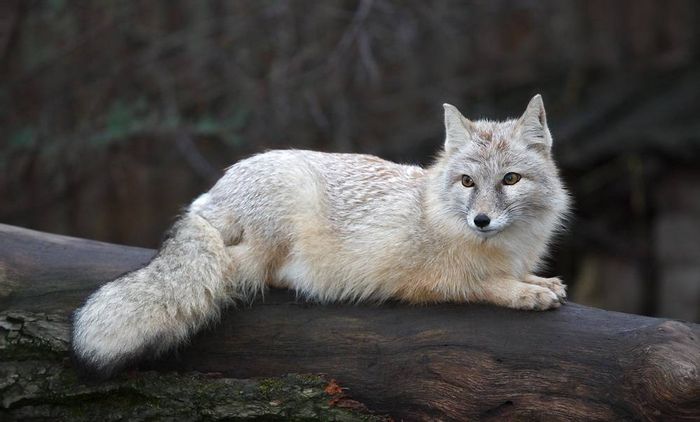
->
[93,98,151,146]
[195,108,250,147]
[8,128,36,151]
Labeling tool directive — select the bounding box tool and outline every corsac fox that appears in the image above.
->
[72,94,570,377]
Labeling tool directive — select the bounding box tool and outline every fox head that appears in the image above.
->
[431,95,569,243]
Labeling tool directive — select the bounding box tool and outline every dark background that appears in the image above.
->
[1,0,698,321]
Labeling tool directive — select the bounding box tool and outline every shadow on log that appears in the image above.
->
[1,223,699,420]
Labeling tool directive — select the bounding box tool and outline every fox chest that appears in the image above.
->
[404,241,513,285]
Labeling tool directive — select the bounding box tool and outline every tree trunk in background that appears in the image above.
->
[1,224,699,420]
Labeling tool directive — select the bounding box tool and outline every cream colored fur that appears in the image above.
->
[72,95,570,377]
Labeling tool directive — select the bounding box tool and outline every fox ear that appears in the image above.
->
[515,94,552,157]
[443,103,476,154]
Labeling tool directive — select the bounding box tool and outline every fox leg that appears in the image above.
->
[523,274,567,301]
[223,240,277,300]
[471,276,562,311]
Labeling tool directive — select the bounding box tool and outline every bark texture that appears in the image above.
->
[1,223,699,420]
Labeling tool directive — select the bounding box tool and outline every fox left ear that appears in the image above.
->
[515,94,553,157]
[443,103,477,154]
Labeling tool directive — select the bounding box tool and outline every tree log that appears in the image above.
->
[0,226,381,421]
[0,311,380,421]
[1,223,699,421]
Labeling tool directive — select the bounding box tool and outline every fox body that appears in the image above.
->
[73,95,570,376]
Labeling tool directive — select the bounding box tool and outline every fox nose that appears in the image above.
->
[474,214,491,228]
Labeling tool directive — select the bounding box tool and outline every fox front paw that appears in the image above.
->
[524,275,567,302]
[542,277,567,301]
[513,284,561,311]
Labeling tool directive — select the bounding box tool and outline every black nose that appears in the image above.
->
[474,214,491,228]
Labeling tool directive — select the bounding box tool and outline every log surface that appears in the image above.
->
[1,223,699,420]
[0,311,380,421]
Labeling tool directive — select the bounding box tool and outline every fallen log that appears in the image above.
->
[0,311,379,421]
[0,225,381,421]
[1,223,698,420]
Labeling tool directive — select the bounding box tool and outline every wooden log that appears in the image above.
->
[1,223,699,420]
[0,310,379,420]
[0,225,381,421]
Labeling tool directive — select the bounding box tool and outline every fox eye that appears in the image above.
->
[503,172,521,185]
[461,175,475,187]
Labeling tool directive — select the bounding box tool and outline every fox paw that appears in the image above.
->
[524,275,567,302]
[514,284,561,311]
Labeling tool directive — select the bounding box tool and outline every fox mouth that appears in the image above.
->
[471,227,501,237]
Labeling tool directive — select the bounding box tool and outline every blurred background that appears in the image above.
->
[1,0,698,321]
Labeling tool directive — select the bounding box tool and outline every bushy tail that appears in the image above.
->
[71,212,235,378]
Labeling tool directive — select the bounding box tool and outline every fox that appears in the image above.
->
[72,94,570,377]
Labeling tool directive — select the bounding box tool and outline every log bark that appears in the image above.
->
[1,223,699,421]
[0,311,379,421]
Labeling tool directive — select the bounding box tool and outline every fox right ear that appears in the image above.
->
[443,103,475,154]
[515,94,553,157]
